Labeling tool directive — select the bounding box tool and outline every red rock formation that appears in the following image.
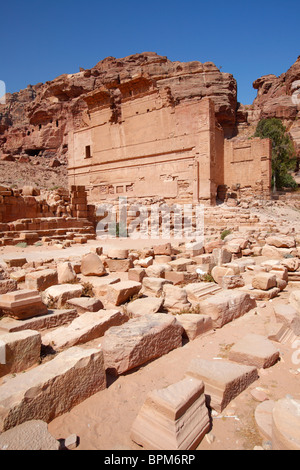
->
[0,52,238,168]
[244,57,300,157]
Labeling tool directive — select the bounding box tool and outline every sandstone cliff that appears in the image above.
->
[239,57,300,157]
[0,52,237,174]
[1,52,300,191]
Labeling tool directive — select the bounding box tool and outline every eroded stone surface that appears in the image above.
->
[0,346,106,432]
[0,420,60,451]
[102,314,183,375]
[229,334,280,369]
[42,309,127,351]
[186,358,258,412]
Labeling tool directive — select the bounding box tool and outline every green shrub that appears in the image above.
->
[254,118,297,190]
[221,229,232,240]
[16,242,28,248]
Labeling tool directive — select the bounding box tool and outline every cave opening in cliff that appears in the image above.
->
[25,148,43,157]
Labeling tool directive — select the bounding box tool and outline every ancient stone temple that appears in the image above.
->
[68,67,272,205]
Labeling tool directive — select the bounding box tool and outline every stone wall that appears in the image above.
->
[223,138,272,197]
[0,185,96,246]
[68,87,221,205]
[68,76,271,206]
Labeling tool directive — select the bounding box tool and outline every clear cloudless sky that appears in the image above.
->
[0,0,299,104]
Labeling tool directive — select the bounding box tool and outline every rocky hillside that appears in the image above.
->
[238,57,300,158]
[0,52,237,164]
[0,52,299,190]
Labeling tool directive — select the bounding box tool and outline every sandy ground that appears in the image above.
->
[40,273,298,451]
[1,219,300,450]
[44,281,300,451]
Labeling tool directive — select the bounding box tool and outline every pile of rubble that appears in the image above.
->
[0,229,299,450]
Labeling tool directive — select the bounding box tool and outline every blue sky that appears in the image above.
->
[1,0,299,104]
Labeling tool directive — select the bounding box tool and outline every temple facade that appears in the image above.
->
[68,76,272,205]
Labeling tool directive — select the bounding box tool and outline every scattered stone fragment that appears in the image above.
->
[289,290,300,312]
[57,262,77,284]
[185,282,222,303]
[42,284,83,309]
[128,268,146,283]
[126,297,163,318]
[255,400,275,441]
[211,266,234,285]
[229,334,280,369]
[0,346,106,432]
[106,281,142,306]
[0,309,78,333]
[131,377,210,450]
[252,273,277,291]
[162,284,191,312]
[243,285,280,301]
[0,329,41,377]
[106,248,129,259]
[153,243,172,256]
[251,388,269,402]
[66,297,104,314]
[64,434,79,450]
[221,275,245,290]
[0,279,18,295]
[81,253,106,277]
[106,258,133,272]
[10,270,26,283]
[25,269,58,292]
[185,358,258,412]
[199,291,256,328]
[42,310,127,351]
[272,396,300,450]
[168,258,195,272]
[142,277,172,297]
[4,258,27,268]
[102,314,183,375]
[0,289,48,320]
[86,276,120,297]
[273,303,300,336]
[175,314,213,341]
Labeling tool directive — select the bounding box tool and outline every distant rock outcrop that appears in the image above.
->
[240,57,300,158]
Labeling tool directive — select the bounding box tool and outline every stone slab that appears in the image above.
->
[199,291,256,329]
[102,313,183,375]
[0,309,78,333]
[0,346,106,432]
[0,329,41,377]
[185,282,222,303]
[272,396,300,450]
[106,280,142,306]
[229,334,280,369]
[0,289,48,320]
[42,309,127,351]
[175,314,213,341]
[185,358,258,412]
